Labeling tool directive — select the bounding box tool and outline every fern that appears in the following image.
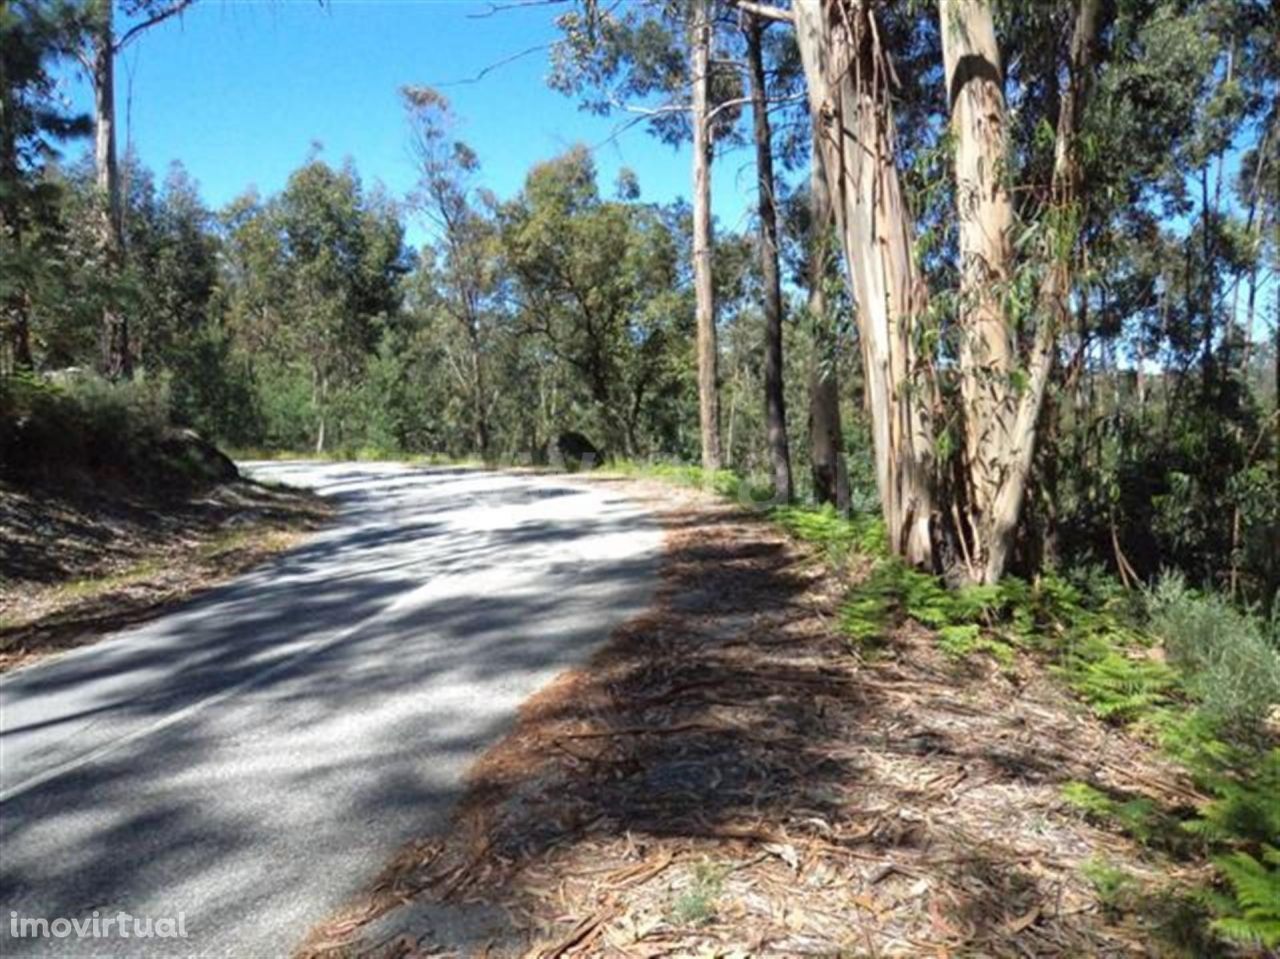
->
[1209,846,1280,948]
[1062,781,1164,844]
[1186,750,1280,848]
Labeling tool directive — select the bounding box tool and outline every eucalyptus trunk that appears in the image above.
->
[745,14,792,501]
[92,0,130,380]
[944,0,1099,583]
[940,0,1017,582]
[805,136,848,511]
[794,0,935,565]
[691,0,721,471]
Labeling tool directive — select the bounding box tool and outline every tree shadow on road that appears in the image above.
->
[0,469,663,957]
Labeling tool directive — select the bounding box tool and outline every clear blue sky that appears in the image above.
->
[62,0,763,248]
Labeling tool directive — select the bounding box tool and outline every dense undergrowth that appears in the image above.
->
[618,461,1280,955]
[0,372,235,492]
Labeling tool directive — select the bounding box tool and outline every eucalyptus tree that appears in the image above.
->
[498,147,688,458]
[402,86,504,459]
[221,157,406,454]
[786,0,938,565]
[742,10,794,499]
[801,140,849,510]
[80,0,196,379]
[550,0,746,470]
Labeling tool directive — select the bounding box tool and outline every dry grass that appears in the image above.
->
[299,478,1202,959]
[0,478,332,672]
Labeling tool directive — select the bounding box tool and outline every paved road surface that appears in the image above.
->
[0,463,661,957]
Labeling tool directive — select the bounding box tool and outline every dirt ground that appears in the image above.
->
[300,476,1205,958]
[0,477,332,672]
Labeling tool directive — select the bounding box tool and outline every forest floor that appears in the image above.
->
[300,476,1206,959]
[0,477,332,672]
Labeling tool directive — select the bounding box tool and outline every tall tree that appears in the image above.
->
[939,0,1015,578]
[0,0,88,372]
[500,148,686,458]
[690,0,722,469]
[403,86,501,459]
[83,0,195,378]
[743,11,792,498]
[951,0,1099,584]
[793,0,936,564]
[804,133,848,510]
[550,0,739,470]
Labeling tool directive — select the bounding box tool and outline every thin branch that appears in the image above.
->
[706,89,803,123]
[588,112,655,152]
[438,43,549,86]
[607,96,689,117]
[468,0,569,18]
[115,0,196,51]
[727,0,794,25]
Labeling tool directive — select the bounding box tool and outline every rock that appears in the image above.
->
[550,430,605,470]
[159,428,239,483]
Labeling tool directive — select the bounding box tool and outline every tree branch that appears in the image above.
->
[728,0,794,25]
[468,0,569,18]
[706,89,802,123]
[437,43,549,86]
[115,0,197,52]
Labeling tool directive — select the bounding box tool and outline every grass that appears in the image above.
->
[669,860,729,927]
[1081,857,1143,918]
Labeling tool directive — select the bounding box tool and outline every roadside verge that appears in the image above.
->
[299,475,1192,958]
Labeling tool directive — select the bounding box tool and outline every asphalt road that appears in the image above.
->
[0,462,662,957]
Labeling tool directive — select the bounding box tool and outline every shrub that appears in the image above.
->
[0,371,221,492]
[1148,573,1280,734]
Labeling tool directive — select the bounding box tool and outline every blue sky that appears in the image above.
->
[60,0,764,248]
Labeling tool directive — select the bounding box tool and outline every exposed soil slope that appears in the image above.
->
[0,477,332,672]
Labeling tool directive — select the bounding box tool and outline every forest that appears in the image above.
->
[1,0,1278,953]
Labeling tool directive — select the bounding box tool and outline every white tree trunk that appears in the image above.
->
[794,0,935,565]
[92,0,130,379]
[940,0,1017,581]
[691,0,722,471]
[968,0,1099,583]
[806,137,849,511]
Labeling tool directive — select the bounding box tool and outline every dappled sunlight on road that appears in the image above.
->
[0,463,661,957]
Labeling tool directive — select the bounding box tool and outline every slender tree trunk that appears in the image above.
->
[314,371,327,454]
[92,0,130,380]
[805,131,848,510]
[794,0,935,565]
[745,15,792,501]
[978,0,1099,583]
[940,0,1016,579]
[469,323,490,460]
[691,0,721,471]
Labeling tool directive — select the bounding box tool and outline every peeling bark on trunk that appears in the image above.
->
[969,0,1099,584]
[691,0,722,471]
[794,0,935,565]
[92,0,130,380]
[940,0,1016,579]
[805,138,849,511]
[745,15,792,501]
